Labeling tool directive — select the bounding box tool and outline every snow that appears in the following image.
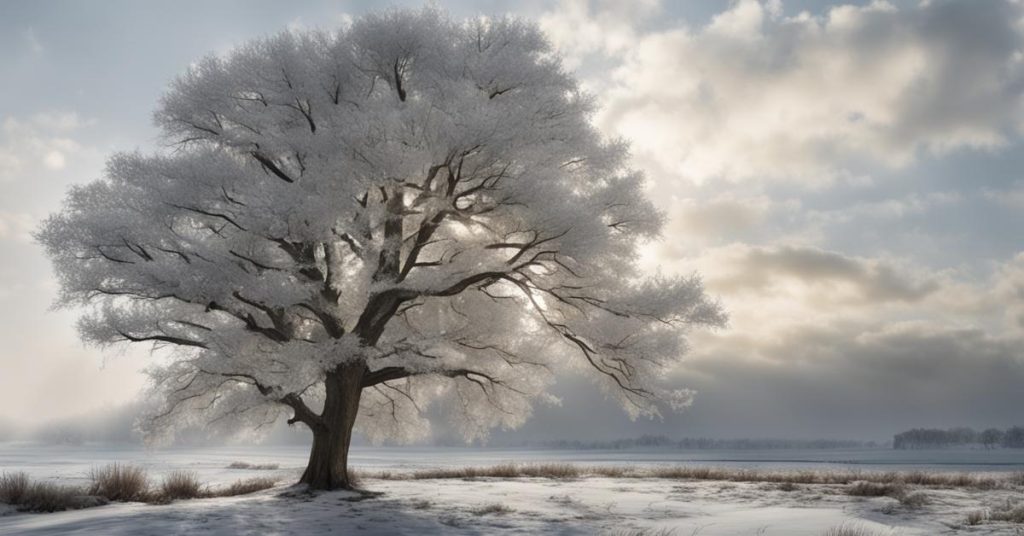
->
[0,478,867,535]
[3,444,1023,534]
[3,473,1023,535]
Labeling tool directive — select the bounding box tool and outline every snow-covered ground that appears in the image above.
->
[2,444,1023,535]
[3,475,1023,535]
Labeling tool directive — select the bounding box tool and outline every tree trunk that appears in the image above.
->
[299,364,364,490]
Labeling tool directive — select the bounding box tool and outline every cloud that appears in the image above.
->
[0,211,36,243]
[670,321,1024,436]
[586,230,1020,437]
[648,193,813,262]
[654,247,1024,436]
[0,112,90,181]
[666,194,777,239]
[503,319,1024,440]
[694,244,939,306]
[987,253,1024,332]
[538,0,660,68]
[649,189,962,264]
[546,0,1024,185]
[984,180,1024,209]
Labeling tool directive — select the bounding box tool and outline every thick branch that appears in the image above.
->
[251,152,296,183]
[282,393,324,430]
[361,366,410,387]
[116,330,208,349]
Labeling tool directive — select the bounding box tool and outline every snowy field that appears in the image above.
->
[2,444,1024,535]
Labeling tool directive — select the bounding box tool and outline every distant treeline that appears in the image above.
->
[893,427,1024,449]
[519,434,879,450]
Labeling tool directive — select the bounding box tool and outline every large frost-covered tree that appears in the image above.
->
[39,8,725,489]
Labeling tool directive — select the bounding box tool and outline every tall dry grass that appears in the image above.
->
[226,462,280,470]
[159,470,204,500]
[213,477,279,497]
[821,524,893,536]
[846,481,906,498]
[3,465,280,513]
[469,502,514,516]
[362,463,1021,491]
[0,471,107,513]
[0,472,29,504]
[990,501,1024,523]
[607,529,678,536]
[88,463,150,502]
[965,509,988,525]
[404,463,582,480]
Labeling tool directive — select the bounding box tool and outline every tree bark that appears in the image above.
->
[299,364,364,490]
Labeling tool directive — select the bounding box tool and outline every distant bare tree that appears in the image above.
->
[981,428,1005,449]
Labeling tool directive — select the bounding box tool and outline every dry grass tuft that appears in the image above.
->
[159,470,204,500]
[898,471,998,489]
[645,466,852,485]
[592,466,629,478]
[18,483,94,513]
[0,472,30,504]
[991,502,1024,523]
[359,463,1018,491]
[4,465,278,512]
[0,472,108,513]
[226,462,280,470]
[344,470,363,489]
[88,463,150,502]
[518,463,581,478]
[213,476,279,497]
[405,463,581,480]
[898,490,929,508]
[642,465,1013,491]
[470,502,514,516]
[776,481,799,492]
[821,524,892,536]
[847,481,906,498]
[607,529,678,536]
[965,509,989,525]
[409,498,433,509]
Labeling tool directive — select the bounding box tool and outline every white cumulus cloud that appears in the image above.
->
[544,0,1024,185]
[0,112,90,182]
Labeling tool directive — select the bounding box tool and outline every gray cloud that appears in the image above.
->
[663,194,781,241]
[498,322,1024,442]
[699,244,939,304]
[678,323,1024,437]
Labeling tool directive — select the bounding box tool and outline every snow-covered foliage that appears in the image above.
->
[37,7,726,445]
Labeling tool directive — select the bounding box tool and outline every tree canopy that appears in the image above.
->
[38,8,725,450]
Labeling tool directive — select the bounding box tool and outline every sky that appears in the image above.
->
[1,0,1023,442]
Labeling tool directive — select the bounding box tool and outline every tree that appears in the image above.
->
[1003,427,1024,448]
[980,428,1004,449]
[38,8,725,490]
